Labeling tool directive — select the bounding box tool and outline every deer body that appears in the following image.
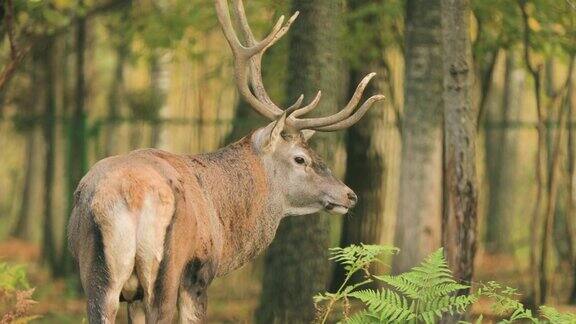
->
[68,0,384,322]
[68,135,290,322]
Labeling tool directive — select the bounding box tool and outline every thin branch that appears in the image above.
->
[476,48,500,129]
[5,0,17,59]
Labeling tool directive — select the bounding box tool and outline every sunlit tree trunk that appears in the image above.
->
[393,0,443,274]
[484,51,525,253]
[566,59,576,303]
[256,0,345,322]
[11,52,42,240]
[440,0,477,321]
[105,41,127,156]
[150,53,170,148]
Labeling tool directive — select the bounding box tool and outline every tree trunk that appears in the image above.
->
[332,0,386,290]
[256,0,345,322]
[105,40,127,156]
[567,59,576,303]
[11,47,44,241]
[11,130,36,240]
[393,0,444,274]
[483,51,525,253]
[60,8,88,277]
[440,0,477,322]
[41,39,58,272]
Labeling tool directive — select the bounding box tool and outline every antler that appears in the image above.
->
[215,0,385,131]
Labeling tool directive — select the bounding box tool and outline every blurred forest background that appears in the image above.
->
[0,0,575,322]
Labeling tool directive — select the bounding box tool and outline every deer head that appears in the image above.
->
[216,0,385,216]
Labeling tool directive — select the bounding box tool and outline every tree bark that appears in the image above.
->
[393,0,444,274]
[41,39,58,273]
[256,0,345,322]
[440,1,477,322]
[105,36,127,156]
[60,7,89,277]
[483,51,525,253]
[11,52,43,240]
[332,0,386,290]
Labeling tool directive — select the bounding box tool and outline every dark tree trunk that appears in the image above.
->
[393,0,444,274]
[60,8,88,277]
[105,37,127,156]
[41,39,58,272]
[440,0,477,321]
[332,0,386,290]
[256,0,345,322]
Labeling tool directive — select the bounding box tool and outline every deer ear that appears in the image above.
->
[267,113,287,151]
[301,130,315,142]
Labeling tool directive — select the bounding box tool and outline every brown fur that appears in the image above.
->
[68,126,356,323]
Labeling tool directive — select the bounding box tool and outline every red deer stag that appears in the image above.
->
[67,0,384,323]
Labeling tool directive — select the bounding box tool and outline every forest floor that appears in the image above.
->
[1,239,575,323]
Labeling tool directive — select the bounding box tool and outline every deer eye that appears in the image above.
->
[294,156,306,165]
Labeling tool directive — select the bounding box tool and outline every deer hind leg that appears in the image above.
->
[127,301,146,324]
[82,205,137,324]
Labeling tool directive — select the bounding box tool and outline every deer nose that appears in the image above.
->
[347,191,358,207]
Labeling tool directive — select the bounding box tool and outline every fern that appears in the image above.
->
[540,306,576,324]
[0,263,38,323]
[349,289,416,322]
[329,245,399,276]
[315,245,398,324]
[316,245,576,324]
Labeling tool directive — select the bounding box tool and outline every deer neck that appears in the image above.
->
[189,136,284,275]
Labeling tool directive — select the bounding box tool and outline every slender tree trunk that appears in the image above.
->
[440,1,477,322]
[41,39,58,272]
[393,0,444,274]
[105,41,127,156]
[484,51,525,253]
[11,48,43,241]
[539,58,575,304]
[256,1,345,322]
[11,130,36,240]
[567,59,576,303]
[60,6,88,277]
[149,53,170,148]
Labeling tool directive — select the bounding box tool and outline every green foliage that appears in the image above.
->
[0,263,30,292]
[316,245,576,324]
[0,262,38,323]
[346,248,478,324]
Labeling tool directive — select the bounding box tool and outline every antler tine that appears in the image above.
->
[290,91,323,118]
[287,73,380,130]
[314,94,386,132]
[286,94,305,111]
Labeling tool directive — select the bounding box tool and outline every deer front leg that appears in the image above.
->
[177,259,212,323]
[178,285,207,323]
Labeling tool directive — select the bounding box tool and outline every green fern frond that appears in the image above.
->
[540,305,576,324]
[349,289,416,323]
[418,293,478,321]
[330,245,398,274]
[375,274,421,299]
[343,310,380,324]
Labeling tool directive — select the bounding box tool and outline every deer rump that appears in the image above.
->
[68,148,229,322]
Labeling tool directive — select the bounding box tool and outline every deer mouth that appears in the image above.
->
[324,201,350,215]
